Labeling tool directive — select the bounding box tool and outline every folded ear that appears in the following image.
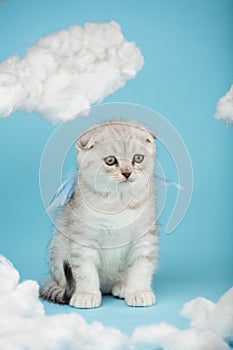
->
[148,128,156,140]
[127,120,156,141]
[76,131,96,151]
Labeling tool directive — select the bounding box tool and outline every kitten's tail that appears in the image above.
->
[40,261,76,304]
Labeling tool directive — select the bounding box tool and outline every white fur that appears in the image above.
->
[43,121,158,308]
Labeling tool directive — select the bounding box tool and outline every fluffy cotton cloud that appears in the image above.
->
[0,255,19,294]
[0,21,144,123]
[0,255,232,350]
[1,314,129,350]
[215,83,233,123]
[0,255,128,350]
[132,323,229,350]
[0,256,44,319]
[181,287,233,344]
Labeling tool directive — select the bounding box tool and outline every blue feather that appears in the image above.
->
[46,170,77,213]
[155,174,185,191]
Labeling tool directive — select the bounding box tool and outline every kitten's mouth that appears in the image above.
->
[120,178,134,184]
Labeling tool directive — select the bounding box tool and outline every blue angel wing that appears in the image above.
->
[155,174,184,191]
[46,170,184,213]
[46,170,77,213]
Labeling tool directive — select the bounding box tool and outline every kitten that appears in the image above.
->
[40,120,159,308]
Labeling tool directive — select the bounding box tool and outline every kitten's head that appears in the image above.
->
[76,120,156,192]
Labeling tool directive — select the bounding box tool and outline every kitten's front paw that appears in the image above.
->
[125,291,156,307]
[112,282,126,299]
[70,292,101,309]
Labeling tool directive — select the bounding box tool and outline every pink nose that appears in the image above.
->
[122,171,131,179]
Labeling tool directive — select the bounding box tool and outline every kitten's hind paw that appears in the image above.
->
[70,292,101,309]
[125,291,156,307]
[112,282,126,299]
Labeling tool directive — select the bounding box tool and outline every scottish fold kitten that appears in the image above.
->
[40,120,158,308]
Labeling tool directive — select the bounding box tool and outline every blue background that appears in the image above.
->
[0,0,232,342]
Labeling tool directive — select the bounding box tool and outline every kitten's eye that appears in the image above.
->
[104,156,117,166]
[133,154,144,163]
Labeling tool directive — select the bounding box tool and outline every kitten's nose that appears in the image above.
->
[122,171,131,179]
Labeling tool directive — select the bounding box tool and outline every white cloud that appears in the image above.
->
[0,21,144,123]
[132,323,229,350]
[1,314,129,350]
[0,255,44,319]
[215,83,233,123]
[181,287,233,344]
[0,255,128,350]
[0,255,231,350]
